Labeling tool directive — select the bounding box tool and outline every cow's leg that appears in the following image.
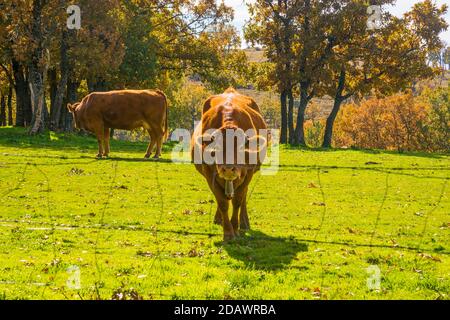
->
[216,198,234,241]
[209,179,234,241]
[204,167,234,240]
[238,175,252,231]
[153,135,163,159]
[214,208,222,225]
[95,129,104,158]
[239,187,250,231]
[145,130,156,159]
[231,189,244,235]
[103,127,110,157]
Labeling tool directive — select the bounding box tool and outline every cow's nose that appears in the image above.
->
[222,165,237,174]
[218,165,239,180]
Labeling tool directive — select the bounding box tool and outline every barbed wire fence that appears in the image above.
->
[0,149,448,300]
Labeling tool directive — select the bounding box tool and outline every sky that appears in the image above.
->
[223,0,450,47]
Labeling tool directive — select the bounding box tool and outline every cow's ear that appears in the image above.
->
[202,97,213,114]
[67,103,75,113]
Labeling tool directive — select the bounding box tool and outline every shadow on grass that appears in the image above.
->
[107,157,173,163]
[0,127,173,157]
[219,230,308,271]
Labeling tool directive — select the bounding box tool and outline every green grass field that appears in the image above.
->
[0,127,448,300]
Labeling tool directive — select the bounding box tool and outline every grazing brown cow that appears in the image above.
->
[67,89,168,159]
[191,88,267,241]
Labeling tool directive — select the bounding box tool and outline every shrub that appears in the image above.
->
[333,90,449,153]
[304,119,324,148]
[258,93,281,130]
[304,102,326,148]
[167,80,211,132]
[420,87,450,152]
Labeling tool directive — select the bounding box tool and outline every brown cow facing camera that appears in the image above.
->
[191,88,267,241]
[67,89,168,159]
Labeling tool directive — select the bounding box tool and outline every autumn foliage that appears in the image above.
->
[333,89,449,152]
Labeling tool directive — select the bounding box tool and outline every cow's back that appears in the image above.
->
[200,90,266,133]
[81,90,166,131]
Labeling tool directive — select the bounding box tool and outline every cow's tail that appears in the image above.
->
[156,89,169,142]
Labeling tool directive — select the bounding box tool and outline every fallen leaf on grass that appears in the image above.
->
[20,260,34,267]
[418,253,441,262]
[111,287,143,300]
[311,202,326,206]
[439,222,449,229]
[136,251,154,258]
[312,287,321,298]
[68,167,84,176]
[195,209,207,215]
[188,249,204,257]
[172,252,184,258]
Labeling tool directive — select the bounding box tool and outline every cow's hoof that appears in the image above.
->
[144,154,151,159]
[152,155,160,159]
[96,154,103,159]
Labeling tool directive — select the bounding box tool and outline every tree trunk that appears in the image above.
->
[0,94,6,126]
[287,88,294,144]
[323,68,348,148]
[7,85,13,125]
[48,68,57,123]
[280,89,288,144]
[293,84,309,146]
[50,30,69,131]
[322,97,344,148]
[29,72,46,134]
[29,0,48,135]
[12,59,32,127]
[43,91,49,127]
[63,78,79,131]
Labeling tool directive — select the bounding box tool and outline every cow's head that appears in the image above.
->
[196,125,267,198]
[67,102,81,128]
